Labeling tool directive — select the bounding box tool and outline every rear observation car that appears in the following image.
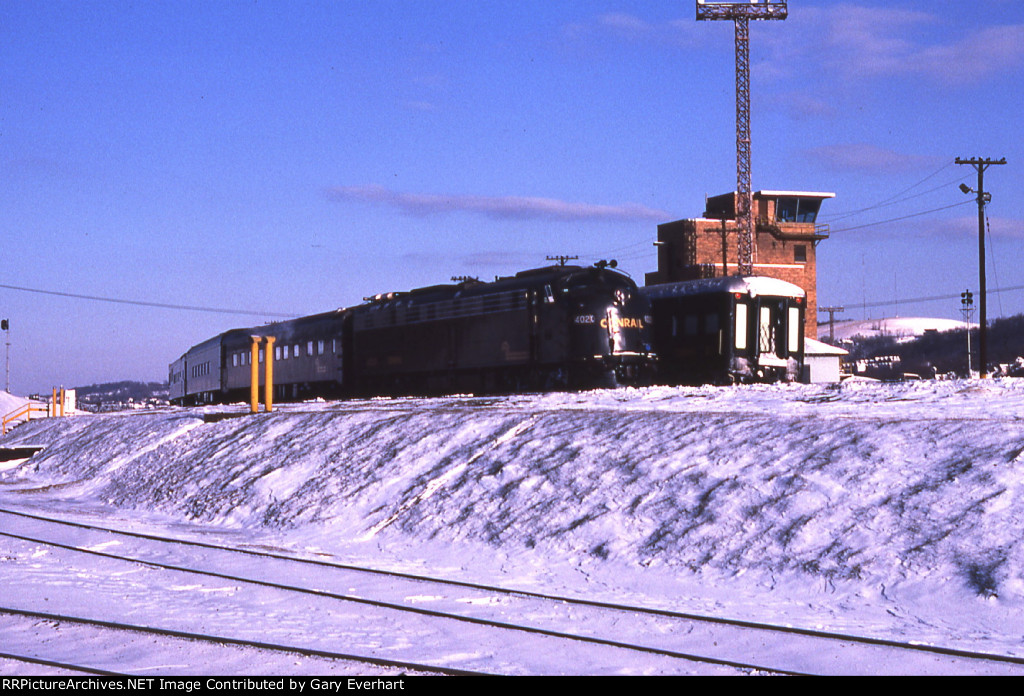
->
[643,276,805,385]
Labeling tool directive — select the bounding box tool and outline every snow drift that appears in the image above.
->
[0,390,29,419]
[3,380,1024,609]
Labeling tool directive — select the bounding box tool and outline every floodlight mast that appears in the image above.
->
[696,1,788,277]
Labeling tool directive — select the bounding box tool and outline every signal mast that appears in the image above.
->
[696,1,788,276]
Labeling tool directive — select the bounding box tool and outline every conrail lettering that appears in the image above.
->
[600,316,645,330]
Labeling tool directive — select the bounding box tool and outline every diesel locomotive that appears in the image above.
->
[169,264,655,405]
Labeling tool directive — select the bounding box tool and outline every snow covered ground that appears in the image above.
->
[0,391,29,426]
[2,380,1024,674]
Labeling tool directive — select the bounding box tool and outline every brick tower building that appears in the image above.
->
[645,190,834,338]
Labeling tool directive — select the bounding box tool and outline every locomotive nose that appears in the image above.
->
[600,307,648,354]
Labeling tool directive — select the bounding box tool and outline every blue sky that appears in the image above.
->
[2,1,1023,394]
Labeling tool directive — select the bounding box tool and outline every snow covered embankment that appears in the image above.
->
[2,381,1024,605]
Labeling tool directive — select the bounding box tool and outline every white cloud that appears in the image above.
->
[765,91,838,120]
[400,250,541,271]
[947,215,1024,240]
[804,143,943,174]
[765,5,1024,85]
[564,12,711,49]
[908,24,1024,84]
[325,185,669,223]
[567,6,1024,86]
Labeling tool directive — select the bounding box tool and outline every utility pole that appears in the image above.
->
[546,255,578,267]
[955,157,1005,377]
[697,1,788,276]
[818,306,844,343]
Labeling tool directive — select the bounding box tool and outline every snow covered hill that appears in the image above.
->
[3,379,1024,667]
[825,316,972,342]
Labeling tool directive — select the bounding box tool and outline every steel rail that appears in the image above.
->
[3,506,1023,669]
[0,607,480,676]
[0,525,797,676]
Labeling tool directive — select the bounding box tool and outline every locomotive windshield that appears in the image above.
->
[562,270,633,295]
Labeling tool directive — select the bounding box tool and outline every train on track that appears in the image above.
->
[169,264,807,406]
[170,263,656,405]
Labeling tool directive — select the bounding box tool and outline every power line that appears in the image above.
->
[827,200,975,234]
[833,284,1024,311]
[822,173,969,223]
[0,283,299,318]
[820,161,957,223]
[593,192,979,266]
[881,160,956,202]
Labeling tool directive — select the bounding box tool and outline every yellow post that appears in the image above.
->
[60,388,65,417]
[250,336,261,413]
[51,387,57,418]
[264,336,275,413]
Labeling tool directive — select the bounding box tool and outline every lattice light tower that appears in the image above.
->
[696,1,788,276]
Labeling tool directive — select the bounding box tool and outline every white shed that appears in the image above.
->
[803,338,848,384]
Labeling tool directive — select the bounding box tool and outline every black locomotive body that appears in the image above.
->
[642,276,805,385]
[352,265,653,395]
[169,264,655,405]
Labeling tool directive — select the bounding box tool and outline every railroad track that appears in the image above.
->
[0,607,471,676]
[2,506,1022,675]
[0,646,123,676]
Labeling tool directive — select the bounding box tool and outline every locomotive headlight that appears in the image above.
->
[603,307,624,356]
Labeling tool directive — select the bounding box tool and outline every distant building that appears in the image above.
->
[645,190,835,338]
